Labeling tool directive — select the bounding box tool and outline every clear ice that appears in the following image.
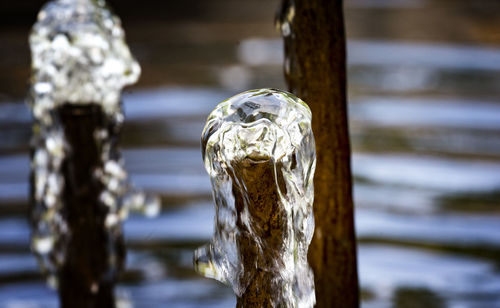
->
[29,0,159,284]
[276,0,301,93]
[194,89,316,307]
[29,0,141,121]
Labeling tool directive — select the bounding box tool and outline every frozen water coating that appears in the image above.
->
[276,0,301,90]
[194,89,316,307]
[276,0,295,39]
[29,0,140,123]
[29,0,158,285]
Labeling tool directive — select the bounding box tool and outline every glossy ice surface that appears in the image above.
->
[195,89,316,307]
[29,0,140,124]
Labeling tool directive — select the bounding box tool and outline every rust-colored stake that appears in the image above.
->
[278,1,360,307]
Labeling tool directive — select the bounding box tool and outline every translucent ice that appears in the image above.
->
[276,0,300,89]
[194,89,316,307]
[28,0,158,285]
[29,0,140,123]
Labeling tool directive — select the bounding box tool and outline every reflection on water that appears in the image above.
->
[360,245,500,308]
[239,38,500,71]
[1,0,500,307]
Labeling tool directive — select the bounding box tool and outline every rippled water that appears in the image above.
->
[1,0,500,307]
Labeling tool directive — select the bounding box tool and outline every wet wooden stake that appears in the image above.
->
[278,0,360,307]
[229,157,286,308]
[56,104,124,308]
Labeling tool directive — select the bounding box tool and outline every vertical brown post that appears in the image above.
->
[56,104,123,308]
[29,1,139,306]
[230,157,286,308]
[278,1,359,307]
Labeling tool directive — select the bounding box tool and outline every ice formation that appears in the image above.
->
[194,89,316,307]
[29,0,159,285]
[29,0,141,122]
[276,0,301,93]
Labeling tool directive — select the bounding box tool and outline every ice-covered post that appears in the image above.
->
[194,89,316,307]
[277,1,359,307]
[28,0,157,307]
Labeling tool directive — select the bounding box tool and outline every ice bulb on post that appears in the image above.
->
[28,0,158,307]
[194,88,316,307]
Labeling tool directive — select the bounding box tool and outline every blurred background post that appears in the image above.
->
[53,104,121,308]
[27,1,148,307]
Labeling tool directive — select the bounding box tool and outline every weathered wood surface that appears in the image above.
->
[278,0,359,307]
[229,157,286,308]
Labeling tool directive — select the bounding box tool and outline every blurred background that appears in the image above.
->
[1,0,500,307]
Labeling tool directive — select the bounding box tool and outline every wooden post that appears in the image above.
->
[28,1,140,306]
[278,1,360,307]
[229,157,286,307]
[56,104,124,308]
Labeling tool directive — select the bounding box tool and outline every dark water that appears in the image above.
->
[1,0,500,307]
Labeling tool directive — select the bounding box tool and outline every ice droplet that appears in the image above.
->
[104,160,127,179]
[100,191,117,209]
[122,191,146,211]
[276,0,301,94]
[276,0,295,38]
[105,214,120,228]
[47,275,58,289]
[33,236,55,255]
[195,89,316,307]
[143,196,161,218]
